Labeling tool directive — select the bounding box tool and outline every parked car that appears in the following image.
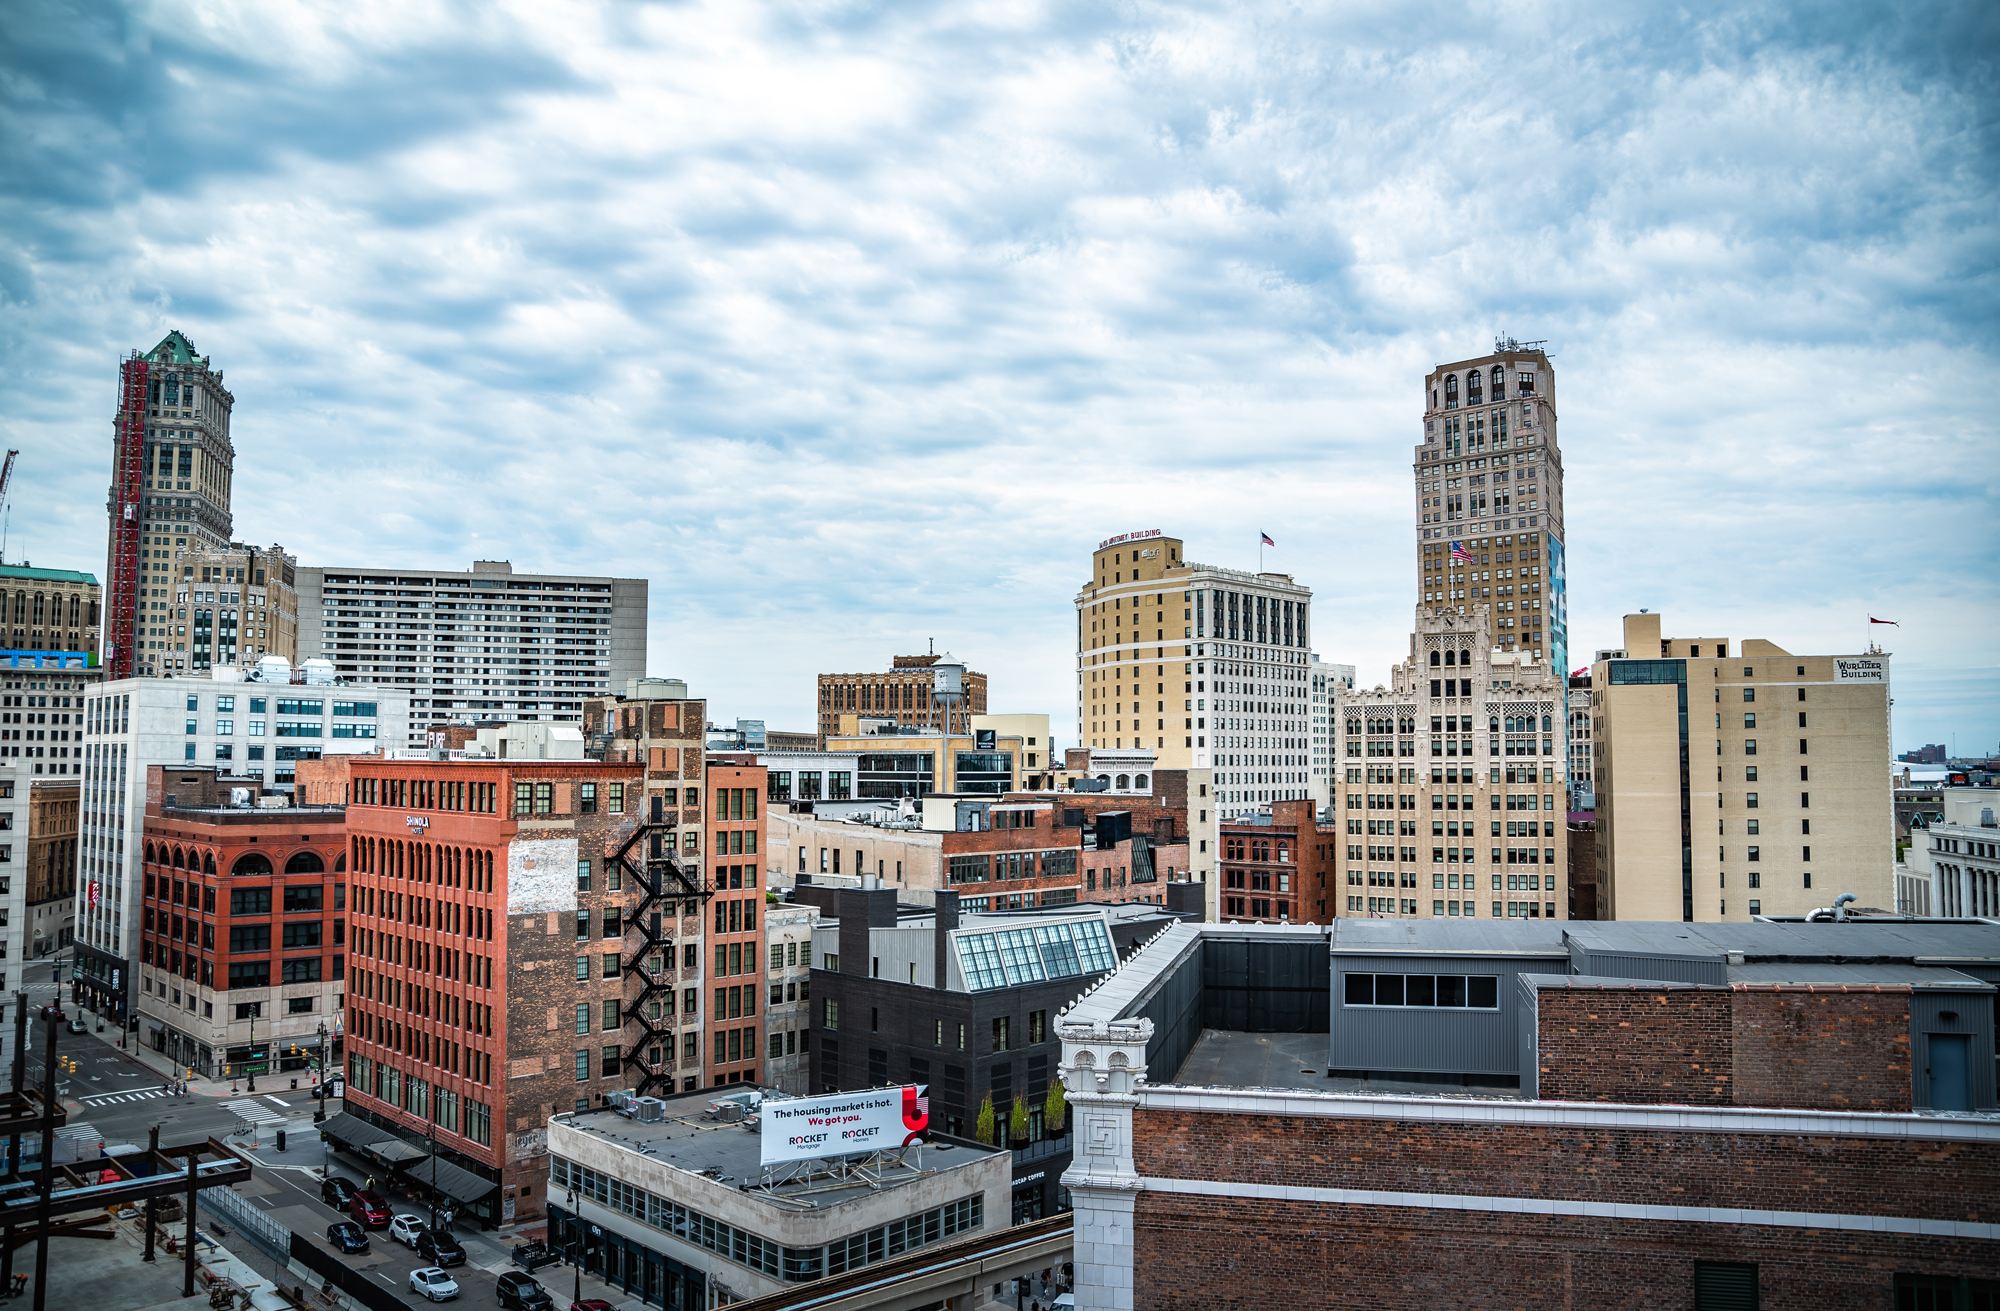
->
[417,1230,467,1268]
[66,1017,87,1035]
[324,1222,368,1254]
[408,1268,460,1303]
[509,1243,562,1273]
[495,1272,555,1311]
[347,1189,391,1228]
[570,1302,615,1311]
[389,1214,427,1248]
[320,1176,359,1209]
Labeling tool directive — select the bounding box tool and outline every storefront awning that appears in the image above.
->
[407,1157,498,1205]
[320,1112,429,1163]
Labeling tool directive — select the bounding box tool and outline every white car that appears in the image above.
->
[409,1268,459,1302]
[390,1214,428,1248]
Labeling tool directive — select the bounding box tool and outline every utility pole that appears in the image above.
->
[30,1007,56,1311]
[1,994,25,1293]
[141,1125,160,1262]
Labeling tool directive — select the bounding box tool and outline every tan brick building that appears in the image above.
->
[27,779,78,959]
[151,541,299,676]
[0,565,100,655]
[1075,532,1311,827]
[816,655,988,743]
[1591,611,1894,921]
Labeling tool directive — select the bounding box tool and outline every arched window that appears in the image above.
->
[1276,843,1289,863]
[1116,775,1130,789]
[285,850,324,875]
[1444,649,1456,667]
[1443,374,1459,407]
[1134,773,1149,791]
[1542,715,1553,732]
[1429,651,1440,667]
[1467,371,1483,403]
[203,852,216,875]
[335,850,346,872]
[1491,717,1502,733]
[1490,365,1506,398]
[171,846,186,868]
[145,842,157,864]
[231,852,272,877]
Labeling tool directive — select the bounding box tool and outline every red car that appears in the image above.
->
[572,1303,615,1311]
[348,1189,391,1228]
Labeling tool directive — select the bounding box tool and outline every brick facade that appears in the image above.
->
[1535,983,1914,1110]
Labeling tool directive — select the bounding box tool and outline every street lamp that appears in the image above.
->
[566,1192,581,1306]
[426,1123,438,1231]
[246,1005,258,1092]
[312,1020,329,1124]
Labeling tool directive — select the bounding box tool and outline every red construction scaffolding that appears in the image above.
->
[106,353,148,680]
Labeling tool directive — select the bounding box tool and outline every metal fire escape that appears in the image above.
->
[615,822,710,1099]
[107,355,150,679]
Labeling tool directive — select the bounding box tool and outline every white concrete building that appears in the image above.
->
[763,901,819,1094]
[71,670,410,1026]
[1911,788,2000,919]
[294,559,646,739]
[1309,656,1355,814]
[547,1093,1009,1305]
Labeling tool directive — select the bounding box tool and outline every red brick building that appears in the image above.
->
[1220,798,1337,923]
[336,756,649,1226]
[942,801,1084,911]
[704,759,766,1087]
[136,765,347,1080]
[1056,920,2000,1311]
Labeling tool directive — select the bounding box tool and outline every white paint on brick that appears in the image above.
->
[508,836,579,915]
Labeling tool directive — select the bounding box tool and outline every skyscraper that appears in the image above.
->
[106,331,237,679]
[1413,342,1566,677]
[1074,531,1308,820]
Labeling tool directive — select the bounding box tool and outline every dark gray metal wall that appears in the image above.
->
[1125,941,1205,1089]
[1516,976,1545,1098]
[1910,989,1998,1111]
[1200,938,1330,1034]
[1328,951,1570,1078]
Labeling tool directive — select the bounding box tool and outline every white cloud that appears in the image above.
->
[1,0,1994,755]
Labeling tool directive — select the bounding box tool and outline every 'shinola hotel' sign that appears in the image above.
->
[405,815,430,833]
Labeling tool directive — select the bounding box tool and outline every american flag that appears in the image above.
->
[1260,532,1275,547]
[1450,540,1473,563]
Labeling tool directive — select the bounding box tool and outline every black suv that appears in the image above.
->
[417,1229,466,1268]
[320,1176,359,1209]
[495,1273,554,1311]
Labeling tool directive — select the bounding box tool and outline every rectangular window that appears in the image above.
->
[575,1050,590,1083]
[1342,973,1499,1009]
[991,1016,1010,1051]
[576,1003,591,1034]
[576,860,592,891]
[823,999,839,1030]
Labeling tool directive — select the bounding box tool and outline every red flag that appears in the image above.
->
[1869,617,1899,626]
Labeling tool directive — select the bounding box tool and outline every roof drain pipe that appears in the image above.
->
[1805,892,1857,923]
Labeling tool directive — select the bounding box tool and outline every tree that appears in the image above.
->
[975,1093,996,1145]
[1009,1093,1030,1143]
[1044,1078,1067,1134]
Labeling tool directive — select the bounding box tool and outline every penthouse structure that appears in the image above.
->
[295,559,647,736]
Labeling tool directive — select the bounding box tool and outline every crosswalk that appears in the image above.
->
[223,1099,287,1127]
[80,1087,177,1107]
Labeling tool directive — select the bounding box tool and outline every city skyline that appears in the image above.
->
[2,2,1994,756]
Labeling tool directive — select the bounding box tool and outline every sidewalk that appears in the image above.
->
[76,1006,331,1102]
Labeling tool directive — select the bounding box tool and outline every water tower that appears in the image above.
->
[930,652,967,736]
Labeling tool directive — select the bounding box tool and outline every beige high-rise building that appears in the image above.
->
[1075,531,1310,822]
[150,541,299,676]
[1415,341,1568,674]
[1591,612,1893,921]
[0,566,100,654]
[1333,608,1569,922]
[1327,343,1574,922]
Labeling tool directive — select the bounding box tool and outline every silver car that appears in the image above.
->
[409,1267,460,1302]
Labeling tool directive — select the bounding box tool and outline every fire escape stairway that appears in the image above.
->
[615,822,710,1099]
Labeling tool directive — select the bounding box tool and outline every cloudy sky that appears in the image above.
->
[4,0,1995,756]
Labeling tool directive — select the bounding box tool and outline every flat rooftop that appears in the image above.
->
[557,1091,1001,1205]
[1171,1030,1523,1099]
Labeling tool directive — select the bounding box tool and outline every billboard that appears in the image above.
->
[760,1086,928,1165]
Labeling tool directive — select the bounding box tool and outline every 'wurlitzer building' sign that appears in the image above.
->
[760,1086,929,1165]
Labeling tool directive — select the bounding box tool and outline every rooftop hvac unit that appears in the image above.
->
[632,1098,665,1123]
[713,1102,744,1123]
[607,1090,633,1111]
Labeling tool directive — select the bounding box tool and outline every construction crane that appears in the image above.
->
[0,449,16,565]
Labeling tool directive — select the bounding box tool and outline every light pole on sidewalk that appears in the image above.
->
[312,1021,328,1124]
